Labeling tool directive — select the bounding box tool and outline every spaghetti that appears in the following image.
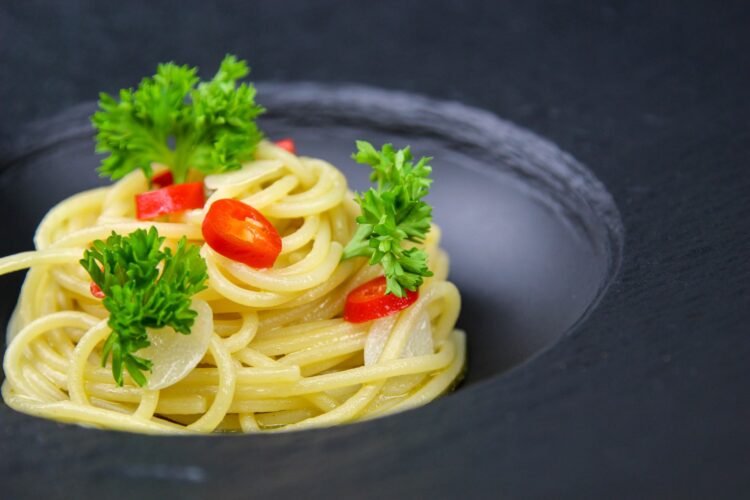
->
[1,140,464,433]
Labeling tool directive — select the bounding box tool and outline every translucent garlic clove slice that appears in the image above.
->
[363,315,399,366]
[204,160,284,189]
[382,312,434,397]
[139,299,213,390]
[364,311,434,366]
[403,312,434,358]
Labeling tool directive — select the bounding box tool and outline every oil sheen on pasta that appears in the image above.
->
[0,141,464,433]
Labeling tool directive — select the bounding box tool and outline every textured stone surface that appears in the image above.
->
[1,1,748,499]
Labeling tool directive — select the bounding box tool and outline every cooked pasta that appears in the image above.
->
[1,140,464,433]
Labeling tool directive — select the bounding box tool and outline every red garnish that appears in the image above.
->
[274,138,296,154]
[202,199,282,268]
[135,182,205,220]
[151,170,174,188]
[90,282,105,299]
[344,276,419,323]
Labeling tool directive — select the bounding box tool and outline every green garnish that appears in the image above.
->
[92,54,264,184]
[80,227,208,386]
[342,141,434,297]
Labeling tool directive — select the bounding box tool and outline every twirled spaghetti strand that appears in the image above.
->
[1,141,464,433]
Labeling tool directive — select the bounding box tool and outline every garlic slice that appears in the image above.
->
[403,312,434,358]
[364,311,434,366]
[204,160,284,189]
[139,299,213,390]
[380,312,434,396]
[364,315,399,366]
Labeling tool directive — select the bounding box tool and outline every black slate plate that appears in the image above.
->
[2,84,624,498]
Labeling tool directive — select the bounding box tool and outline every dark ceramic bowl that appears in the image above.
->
[0,84,622,498]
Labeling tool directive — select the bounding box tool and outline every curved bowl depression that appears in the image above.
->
[0,83,622,429]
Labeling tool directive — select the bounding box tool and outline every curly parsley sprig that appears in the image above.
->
[80,227,208,386]
[92,54,264,184]
[342,141,434,297]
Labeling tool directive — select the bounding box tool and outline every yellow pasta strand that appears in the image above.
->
[1,140,465,433]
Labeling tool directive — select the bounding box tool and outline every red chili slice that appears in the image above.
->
[151,170,174,188]
[90,282,105,299]
[202,199,282,268]
[274,138,296,154]
[135,182,205,220]
[344,276,419,323]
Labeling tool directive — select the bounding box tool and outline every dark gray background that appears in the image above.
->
[1,1,749,498]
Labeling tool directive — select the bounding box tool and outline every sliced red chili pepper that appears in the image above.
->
[151,170,174,188]
[202,198,282,268]
[274,138,296,154]
[344,276,419,323]
[90,282,105,299]
[135,182,205,220]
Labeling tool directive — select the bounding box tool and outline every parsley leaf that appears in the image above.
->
[80,227,208,386]
[92,54,264,184]
[342,141,434,297]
